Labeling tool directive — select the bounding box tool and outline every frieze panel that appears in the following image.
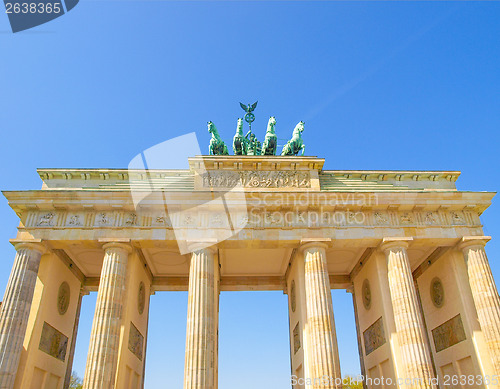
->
[363,317,386,355]
[432,314,466,352]
[201,170,311,189]
[25,209,481,230]
[39,322,69,361]
[293,322,301,354]
[128,322,144,361]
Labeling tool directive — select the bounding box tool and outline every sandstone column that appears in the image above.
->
[0,242,44,389]
[301,241,341,388]
[183,247,219,389]
[83,242,132,389]
[381,237,436,389]
[459,236,500,375]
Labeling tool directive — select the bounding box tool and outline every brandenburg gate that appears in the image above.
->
[0,155,498,389]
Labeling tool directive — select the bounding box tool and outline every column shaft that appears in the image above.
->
[303,243,341,389]
[184,248,219,389]
[382,239,435,389]
[0,244,43,389]
[460,237,500,374]
[83,243,131,389]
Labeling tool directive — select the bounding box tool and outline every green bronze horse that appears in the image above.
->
[261,116,277,156]
[281,121,305,156]
[208,121,229,155]
[232,118,247,155]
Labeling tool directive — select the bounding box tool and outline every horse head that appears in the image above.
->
[293,121,305,136]
[236,118,243,136]
[207,121,217,135]
[267,116,277,134]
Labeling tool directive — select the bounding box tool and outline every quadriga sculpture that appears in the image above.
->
[281,121,305,156]
[232,118,247,155]
[208,121,229,155]
[261,116,277,156]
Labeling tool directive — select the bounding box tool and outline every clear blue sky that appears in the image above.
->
[1,1,499,388]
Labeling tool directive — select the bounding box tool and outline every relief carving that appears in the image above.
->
[432,314,466,352]
[39,322,68,361]
[128,322,144,361]
[293,322,301,354]
[290,280,296,313]
[451,211,465,225]
[202,170,311,188]
[363,317,386,355]
[57,282,70,315]
[362,279,371,310]
[400,212,414,224]
[37,213,55,226]
[125,213,138,226]
[430,277,445,308]
[374,212,388,225]
[138,282,146,315]
[68,215,81,226]
[424,212,438,225]
[97,212,110,226]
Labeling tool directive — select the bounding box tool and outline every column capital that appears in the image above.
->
[101,241,133,254]
[299,238,331,252]
[458,236,491,251]
[379,237,413,252]
[185,240,218,254]
[10,239,47,255]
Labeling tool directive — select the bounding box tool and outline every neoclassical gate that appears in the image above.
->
[0,156,499,389]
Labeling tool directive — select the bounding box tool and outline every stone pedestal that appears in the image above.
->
[83,243,132,389]
[0,243,44,389]
[381,238,436,389]
[183,247,219,389]
[301,241,341,388]
[459,236,500,375]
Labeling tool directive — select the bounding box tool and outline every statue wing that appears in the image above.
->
[251,101,258,111]
[240,102,248,112]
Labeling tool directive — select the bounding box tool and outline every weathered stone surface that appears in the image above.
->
[128,322,144,361]
[302,242,341,388]
[83,243,132,389]
[431,314,466,353]
[363,317,385,355]
[460,237,500,375]
[38,322,68,361]
[382,238,436,389]
[184,248,219,389]
[0,243,44,389]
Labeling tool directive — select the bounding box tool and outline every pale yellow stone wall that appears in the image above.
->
[13,252,81,389]
[115,251,152,389]
[352,252,399,389]
[416,250,494,389]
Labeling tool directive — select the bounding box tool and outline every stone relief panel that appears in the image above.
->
[57,281,70,315]
[290,280,296,313]
[36,212,56,227]
[26,209,480,231]
[95,212,114,227]
[39,322,69,361]
[128,322,144,361]
[67,213,83,226]
[138,282,146,315]
[293,322,301,354]
[451,211,466,225]
[430,277,445,308]
[432,314,466,353]
[363,317,386,356]
[362,279,371,310]
[201,170,311,189]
